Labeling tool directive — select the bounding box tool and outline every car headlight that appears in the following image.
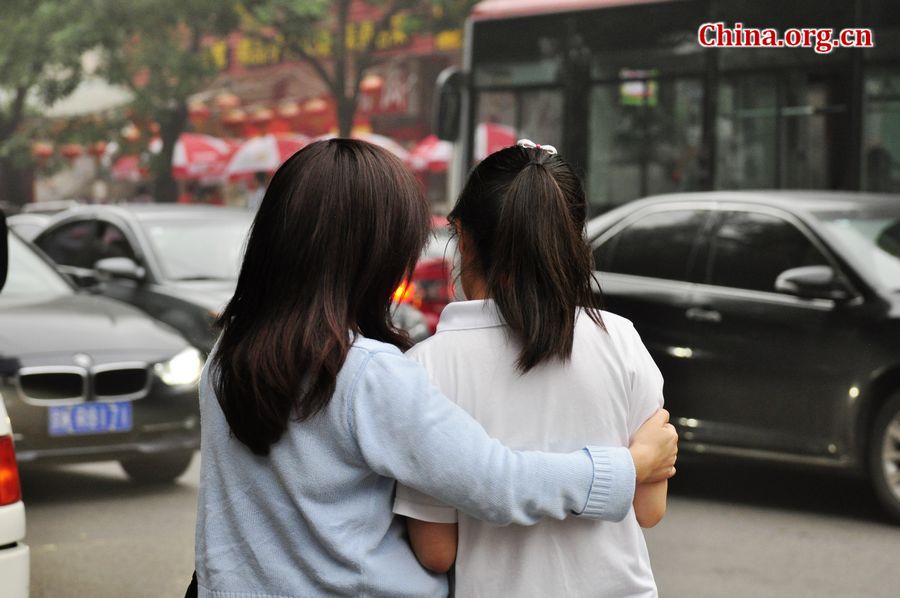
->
[154,347,203,386]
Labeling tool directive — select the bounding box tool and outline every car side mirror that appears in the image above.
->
[94,257,145,282]
[774,265,850,301]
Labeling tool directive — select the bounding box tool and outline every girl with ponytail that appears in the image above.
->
[393,141,668,597]
[195,139,676,598]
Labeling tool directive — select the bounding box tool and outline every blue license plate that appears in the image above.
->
[48,401,133,436]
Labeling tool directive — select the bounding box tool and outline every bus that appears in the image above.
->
[436,0,900,214]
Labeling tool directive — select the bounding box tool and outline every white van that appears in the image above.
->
[0,395,29,597]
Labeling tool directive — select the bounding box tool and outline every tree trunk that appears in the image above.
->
[0,157,33,209]
[334,0,354,138]
[152,102,189,203]
[337,95,357,137]
[0,87,32,208]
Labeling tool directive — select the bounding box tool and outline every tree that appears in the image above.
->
[246,0,475,137]
[0,0,96,206]
[96,0,239,202]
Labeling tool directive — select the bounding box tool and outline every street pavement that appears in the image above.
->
[20,456,900,598]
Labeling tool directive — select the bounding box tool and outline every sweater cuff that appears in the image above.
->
[577,446,636,521]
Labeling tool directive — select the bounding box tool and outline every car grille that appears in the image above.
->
[17,363,150,403]
[94,368,150,399]
[19,370,84,400]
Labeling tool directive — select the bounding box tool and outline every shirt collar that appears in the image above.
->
[436,299,506,332]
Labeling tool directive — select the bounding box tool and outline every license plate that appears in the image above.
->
[48,402,133,436]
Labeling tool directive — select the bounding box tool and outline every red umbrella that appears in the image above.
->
[111,155,147,182]
[195,138,242,184]
[408,135,453,174]
[172,133,235,180]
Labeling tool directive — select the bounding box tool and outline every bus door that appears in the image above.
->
[716,69,852,191]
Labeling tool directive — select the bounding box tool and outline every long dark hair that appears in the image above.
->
[449,144,603,373]
[213,139,430,456]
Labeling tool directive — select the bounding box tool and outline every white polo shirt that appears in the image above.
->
[393,299,662,598]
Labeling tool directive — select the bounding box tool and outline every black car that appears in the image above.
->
[33,204,430,351]
[588,191,900,520]
[0,231,201,482]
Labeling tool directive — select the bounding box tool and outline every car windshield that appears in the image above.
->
[1,233,72,300]
[141,216,251,282]
[818,210,900,292]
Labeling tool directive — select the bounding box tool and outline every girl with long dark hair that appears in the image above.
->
[394,142,669,597]
[194,139,676,597]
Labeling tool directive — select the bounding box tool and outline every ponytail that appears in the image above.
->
[450,145,603,373]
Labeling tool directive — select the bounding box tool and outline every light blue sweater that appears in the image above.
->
[195,337,635,597]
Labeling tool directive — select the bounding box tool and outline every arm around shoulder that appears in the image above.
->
[349,350,636,524]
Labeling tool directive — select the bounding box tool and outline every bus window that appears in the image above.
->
[716,75,778,190]
[588,83,641,208]
[475,91,516,160]
[518,90,563,149]
[588,76,703,211]
[474,89,563,162]
[646,78,704,197]
[863,69,900,193]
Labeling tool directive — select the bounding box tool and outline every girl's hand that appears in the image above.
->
[630,409,678,483]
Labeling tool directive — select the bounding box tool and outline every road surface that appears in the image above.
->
[20,456,900,597]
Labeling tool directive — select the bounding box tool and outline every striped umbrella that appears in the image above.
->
[225,134,310,177]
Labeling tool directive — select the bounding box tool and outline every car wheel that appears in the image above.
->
[869,392,900,523]
[120,450,195,484]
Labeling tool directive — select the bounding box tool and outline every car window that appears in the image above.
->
[594,209,710,282]
[819,213,900,292]
[97,222,138,262]
[1,233,72,300]
[35,219,99,269]
[141,217,250,281]
[707,211,829,293]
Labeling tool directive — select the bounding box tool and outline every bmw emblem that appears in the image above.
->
[73,353,93,369]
